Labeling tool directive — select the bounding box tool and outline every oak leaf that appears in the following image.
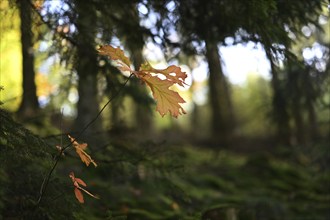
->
[68,135,97,167]
[69,172,99,204]
[74,188,84,203]
[97,45,132,72]
[141,74,186,118]
[98,45,188,118]
[139,62,187,86]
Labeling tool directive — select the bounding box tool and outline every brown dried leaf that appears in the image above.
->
[75,177,87,187]
[69,172,99,203]
[74,188,84,203]
[141,74,186,118]
[139,62,187,86]
[68,135,97,167]
[98,45,132,72]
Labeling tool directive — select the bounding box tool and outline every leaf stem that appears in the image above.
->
[77,186,100,199]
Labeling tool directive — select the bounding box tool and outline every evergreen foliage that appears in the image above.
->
[0,109,76,219]
[1,108,329,219]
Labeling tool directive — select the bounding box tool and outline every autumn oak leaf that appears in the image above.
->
[140,62,187,86]
[98,45,132,72]
[69,172,99,204]
[141,74,186,118]
[98,45,188,118]
[68,135,97,167]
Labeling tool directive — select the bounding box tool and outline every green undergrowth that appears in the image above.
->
[54,139,329,220]
[1,108,329,219]
[0,109,77,219]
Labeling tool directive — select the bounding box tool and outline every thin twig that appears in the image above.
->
[77,186,100,199]
[36,74,134,206]
[60,108,63,148]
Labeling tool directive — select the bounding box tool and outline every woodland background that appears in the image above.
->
[0,0,329,219]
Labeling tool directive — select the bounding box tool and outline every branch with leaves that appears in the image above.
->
[37,44,187,206]
[98,45,187,118]
[69,172,99,203]
[36,74,133,206]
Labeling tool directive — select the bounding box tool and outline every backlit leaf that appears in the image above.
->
[69,172,99,203]
[74,188,84,203]
[98,45,132,72]
[68,135,97,167]
[75,177,87,187]
[141,74,186,118]
[98,45,188,118]
[140,62,187,86]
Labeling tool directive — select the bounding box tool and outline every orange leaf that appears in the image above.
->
[98,45,132,72]
[69,172,99,203]
[74,188,84,203]
[98,45,188,118]
[139,62,187,86]
[68,135,87,150]
[68,135,97,167]
[141,74,186,118]
[75,178,87,187]
[70,172,85,187]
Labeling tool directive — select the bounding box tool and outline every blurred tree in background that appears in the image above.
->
[2,0,327,142]
[16,0,40,119]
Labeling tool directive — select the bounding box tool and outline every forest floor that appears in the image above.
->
[1,110,329,219]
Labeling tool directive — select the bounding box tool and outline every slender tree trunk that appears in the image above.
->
[17,0,39,119]
[292,98,305,145]
[190,79,200,135]
[125,5,153,133]
[287,65,306,145]
[306,99,319,140]
[266,50,291,144]
[303,67,319,141]
[105,73,124,130]
[130,48,153,132]
[205,40,234,145]
[73,1,102,142]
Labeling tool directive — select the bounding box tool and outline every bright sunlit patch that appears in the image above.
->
[138,3,148,15]
[166,1,176,12]
[219,42,271,85]
[68,89,78,104]
[302,48,314,60]
[144,42,165,61]
[192,61,208,82]
[38,96,50,108]
[193,86,208,106]
[61,103,76,117]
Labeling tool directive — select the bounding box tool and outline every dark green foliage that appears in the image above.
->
[0,109,76,219]
[1,108,329,219]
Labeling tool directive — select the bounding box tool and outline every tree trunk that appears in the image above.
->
[205,40,234,146]
[287,64,305,145]
[17,0,39,119]
[266,50,291,144]
[291,98,305,145]
[106,72,125,131]
[306,98,319,141]
[130,48,154,133]
[190,79,200,136]
[303,68,319,141]
[73,1,102,142]
[125,5,153,133]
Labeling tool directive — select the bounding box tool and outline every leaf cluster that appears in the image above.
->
[98,45,188,118]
